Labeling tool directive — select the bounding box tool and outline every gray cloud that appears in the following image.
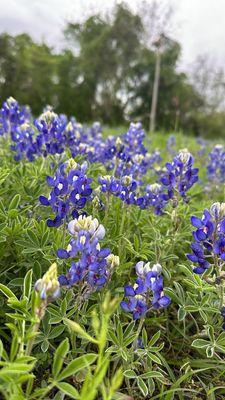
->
[0,0,225,71]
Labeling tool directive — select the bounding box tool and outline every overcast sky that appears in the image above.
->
[0,0,225,72]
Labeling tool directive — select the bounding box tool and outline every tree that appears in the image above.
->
[0,33,57,114]
[64,4,144,124]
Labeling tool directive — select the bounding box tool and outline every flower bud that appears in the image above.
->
[68,215,105,240]
[107,254,120,268]
[152,263,162,275]
[178,149,192,165]
[210,202,225,219]
[34,263,60,302]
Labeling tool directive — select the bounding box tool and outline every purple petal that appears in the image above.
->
[191,216,202,228]
[39,196,50,206]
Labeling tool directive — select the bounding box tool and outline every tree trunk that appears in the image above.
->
[149,49,161,132]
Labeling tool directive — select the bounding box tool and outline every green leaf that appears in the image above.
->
[0,284,17,299]
[8,194,21,211]
[0,340,3,360]
[123,369,137,379]
[56,382,80,399]
[149,330,161,347]
[192,339,210,348]
[108,329,120,346]
[206,345,214,358]
[23,269,33,299]
[26,229,39,246]
[147,353,161,364]
[41,340,49,353]
[48,325,65,339]
[137,377,148,397]
[0,362,34,376]
[140,371,164,379]
[64,318,98,344]
[178,306,186,321]
[53,338,69,378]
[9,278,24,287]
[111,368,123,391]
[58,354,97,381]
[117,321,123,345]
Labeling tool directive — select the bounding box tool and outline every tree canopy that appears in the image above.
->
[0,3,224,137]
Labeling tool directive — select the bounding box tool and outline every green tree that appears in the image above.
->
[0,33,57,114]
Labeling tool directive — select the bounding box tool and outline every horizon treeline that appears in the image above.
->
[0,3,225,137]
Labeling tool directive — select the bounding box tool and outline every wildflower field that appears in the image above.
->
[1,97,225,400]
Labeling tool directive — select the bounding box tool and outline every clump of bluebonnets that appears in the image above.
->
[34,110,67,156]
[121,261,170,320]
[39,159,92,227]
[98,123,161,181]
[207,144,225,187]
[58,215,119,293]
[0,96,30,136]
[160,149,199,204]
[187,202,225,274]
[98,174,138,206]
[187,202,225,330]
[136,149,198,215]
[10,122,37,161]
[136,183,169,215]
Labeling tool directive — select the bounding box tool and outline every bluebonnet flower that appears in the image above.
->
[160,149,199,202]
[63,120,82,157]
[196,137,207,157]
[187,242,210,274]
[39,159,92,227]
[0,97,30,136]
[67,215,105,239]
[34,110,66,156]
[122,122,146,157]
[58,215,119,292]
[94,123,161,182]
[137,183,169,215]
[88,121,102,138]
[98,175,137,206]
[187,202,225,274]
[121,262,170,320]
[10,122,37,161]
[191,210,214,242]
[207,145,225,187]
[166,134,176,155]
[136,150,198,215]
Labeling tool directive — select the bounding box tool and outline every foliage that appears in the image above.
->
[0,93,225,400]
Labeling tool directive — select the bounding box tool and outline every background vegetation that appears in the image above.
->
[1,3,225,137]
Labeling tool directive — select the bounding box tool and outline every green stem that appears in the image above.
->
[104,192,110,226]
[135,317,145,342]
[25,321,40,356]
[118,204,126,259]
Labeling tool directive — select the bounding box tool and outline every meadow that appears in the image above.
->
[0,97,225,399]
